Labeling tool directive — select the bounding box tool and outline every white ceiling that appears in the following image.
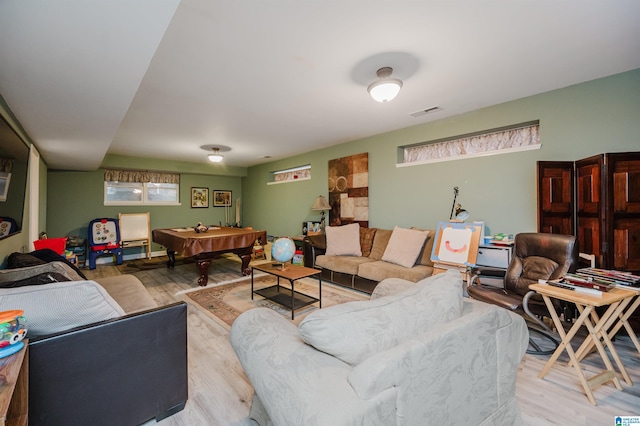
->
[1,0,639,171]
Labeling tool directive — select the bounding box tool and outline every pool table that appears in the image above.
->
[152,226,267,286]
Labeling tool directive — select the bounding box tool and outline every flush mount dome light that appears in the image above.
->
[202,145,231,163]
[208,148,224,163]
[367,67,403,103]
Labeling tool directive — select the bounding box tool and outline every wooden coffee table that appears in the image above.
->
[251,263,322,319]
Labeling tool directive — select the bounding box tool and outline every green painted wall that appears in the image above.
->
[2,68,639,264]
[46,168,244,254]
[243,69,640,239]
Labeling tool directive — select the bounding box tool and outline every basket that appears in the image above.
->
[33,237,68,255]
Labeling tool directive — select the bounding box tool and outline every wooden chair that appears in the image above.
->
[119,212,151,260]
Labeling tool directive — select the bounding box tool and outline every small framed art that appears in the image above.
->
[213,190,232,207]
[191,187,209,208]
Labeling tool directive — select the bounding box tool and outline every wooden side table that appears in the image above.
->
[573,286,640,364]
[0,341,28,426]
[530,283,635,405]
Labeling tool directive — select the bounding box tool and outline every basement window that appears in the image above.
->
[267,164,311,185]
[398,121,540,167]
[103,169,180,205]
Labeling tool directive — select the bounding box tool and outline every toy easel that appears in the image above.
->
[430,221,482,283]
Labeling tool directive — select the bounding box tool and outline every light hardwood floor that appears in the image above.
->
[84,257,640,426]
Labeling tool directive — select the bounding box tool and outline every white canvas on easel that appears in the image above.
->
[119,212,151,259]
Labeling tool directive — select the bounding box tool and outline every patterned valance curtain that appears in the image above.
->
[104,169,179,183]
[0,158,14,173]
[403,122,540,163]
[273,169,311,182]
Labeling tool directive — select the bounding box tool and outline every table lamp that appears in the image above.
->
[449,186,470,222]
[311,195,331,231]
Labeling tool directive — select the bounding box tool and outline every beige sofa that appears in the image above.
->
[0,259,188,425]
[304,224,436,293]
[231,270,529,425]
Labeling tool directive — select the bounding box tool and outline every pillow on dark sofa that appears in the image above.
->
[6,252,46,268]
[7,249,87,279]
[0,272,71,288]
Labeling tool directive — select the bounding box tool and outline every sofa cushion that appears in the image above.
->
[0,280,125,337]
[359,227,377,257]
[314,255,375,276]
[412,228,436,267]
[368,229,392,260]
[382,226,428,268]
[357,260,433,283]
[298,270,463,365]
[96,275,158,314]
[325,223,362,256]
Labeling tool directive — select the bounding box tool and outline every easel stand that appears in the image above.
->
[433,261,471,284]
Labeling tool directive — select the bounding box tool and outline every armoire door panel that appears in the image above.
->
[577,216,601,260]
[612,160,640,213]
[608,152,640,272]
[613,223,640,271]
[540,216,573,235]
[540,168,573,212]
[537,161,574,235]
[576,157,603,215]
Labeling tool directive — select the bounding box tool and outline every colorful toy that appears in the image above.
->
[88,218,123,269]
[0,310,27,358]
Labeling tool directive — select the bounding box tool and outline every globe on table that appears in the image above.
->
[271,237,296,270]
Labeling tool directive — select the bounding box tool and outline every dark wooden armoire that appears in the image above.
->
[538,151,640,273]
[538,152,640,332]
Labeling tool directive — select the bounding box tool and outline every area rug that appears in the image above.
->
[178,275,368,328]
[116,255,194,273]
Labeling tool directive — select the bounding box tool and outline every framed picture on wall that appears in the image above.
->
[191,187,209,208]
[213,190,232,207]
[302,221,321,236]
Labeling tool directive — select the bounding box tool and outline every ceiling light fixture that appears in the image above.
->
[367,67,403,103]
[208,148,224,163]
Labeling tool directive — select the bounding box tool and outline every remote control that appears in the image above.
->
[548,282,575,291]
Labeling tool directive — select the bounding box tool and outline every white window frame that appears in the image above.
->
[104,181,181,206]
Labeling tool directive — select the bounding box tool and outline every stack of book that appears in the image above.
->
[561,272,614,292]
[575,267,640,289]
[544,268,640,296]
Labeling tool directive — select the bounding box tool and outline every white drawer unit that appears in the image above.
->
[476,244,513,269]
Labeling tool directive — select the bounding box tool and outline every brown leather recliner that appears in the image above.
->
[467,232,578,354]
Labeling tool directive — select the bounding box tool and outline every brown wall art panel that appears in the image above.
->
[328,152,369,227]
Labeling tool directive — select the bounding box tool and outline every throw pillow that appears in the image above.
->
[298,270,463,365]
[381,226,428,268]
[325,223,362,256]
[6,252,46,268]
[368,228,392,260]
[359,227,377,257]
[411,227,436,266]
[0,272,71,288]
